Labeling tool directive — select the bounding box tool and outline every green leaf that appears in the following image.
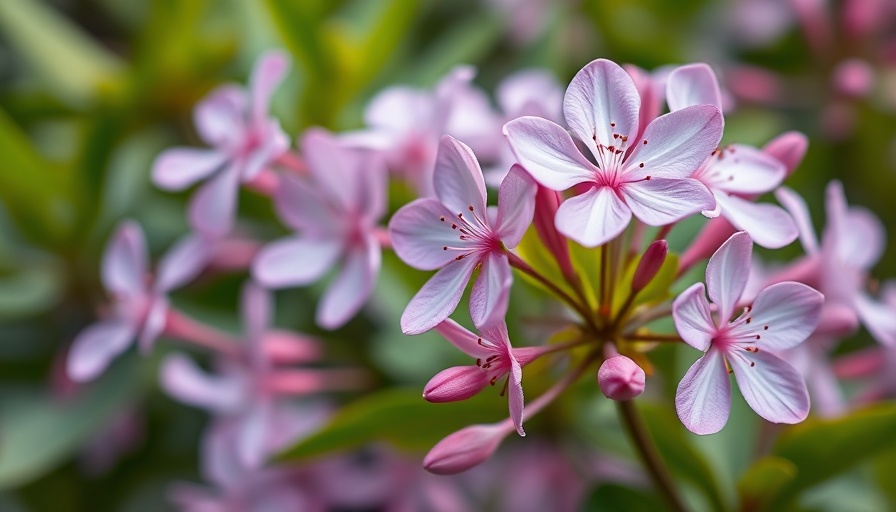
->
[872,444,896,509]
[0,0,123,107]
[582,483,665,512]
[0,358,143,489]
[766,404,896,510]
[0,267,63,319]
[737,456,796,512]
[515,227,578,301]
[276,388,505,462]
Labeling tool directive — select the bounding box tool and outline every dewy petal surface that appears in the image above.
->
[622,177,714,226]
[494,165,537,248]
[503,116,597,191]
[253,236,342,288]
[102,221,148,299]
[317,238,380,329]
[713,192,797,249]
[676,348,732,435]
[728,282,824,351]
[563,59,640,156]
[152,148,227,191]
[469,252,512,331]
[706,231,753,325]
[433,135,488,215]
[665,63,723,112]
[401,256,479,335]
[389,198,469,270]
[555,186,631,247]
[673,283,716,352]
[67,319,137,382]
[729,350,809,424]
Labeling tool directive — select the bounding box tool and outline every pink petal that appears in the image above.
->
[621,177,714,226]
[433,135,488,216]
[598,355,647,400]
[155,233,212,293]
[151,148,227,191]
[624,64,663,139]
[401,256,479,335]
[762,131,808,176]
[673,283,716,352]
[160,353,245,412]
[187,164,241,237]
[623,105,723,180]
[423,423,509,475]
[495,165,537,248]
[508,357,525,436]
[676,348,732,435]
[356,151,388,220]
[364,86,435,132]
[300,128,363,213]
[237,400,271,469]
[775,186,819,254]
[854,294,896,346]
[563,59,641,157]
[252,236,341,288]
[240,120,289,182]
[194,85,248,148]
[700,144,786,194]
[138,295,168,353]
[102,221,148,299]
[67,319,136,382]
[496,69,563,121]
[434,319,493,358]
[824,180,886,270]
[316,239,380,329]
[714,193,798,249]
[555,186,631,247]
[665,63,723,112]
[729,282,823,350]
[729,350,809,424]
[706,231,753,324]
[389,198,470,271]
[503,116,597,191]
[469,252,512,331]
[241,281,270,351]
[273,173,338,235]
[423,365,491,402]
[249,50,290,123]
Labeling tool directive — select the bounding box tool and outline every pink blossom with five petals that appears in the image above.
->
[503,58,720,247]
[389,135,536,335]
[673,231,823,434]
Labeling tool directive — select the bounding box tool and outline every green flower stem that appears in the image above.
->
[506,252,595,329]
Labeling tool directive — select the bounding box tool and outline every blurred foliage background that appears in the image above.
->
[1,0,895,511]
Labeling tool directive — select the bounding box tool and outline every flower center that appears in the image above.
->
[440,204,501,259]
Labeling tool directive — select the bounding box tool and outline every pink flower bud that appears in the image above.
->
[533,184,575,281]
[423,423,509,475]
[423,366,490,403]
[598,355,646,401]
[762,131,808,177]
[832,59,875,99]
[632,240,668,293]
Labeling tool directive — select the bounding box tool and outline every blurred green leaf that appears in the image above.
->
[872,444,896,510]
[276,388,505,461]
[582,483,665,511]
[737,456,796,512]
[0,0,123,107]
[766,404,896,510]
[0,267,63,320]
[515,227,579,302]
[0,359,143,490]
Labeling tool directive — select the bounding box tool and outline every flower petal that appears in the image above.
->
[496,69,563,121]
[495,165,537,248]
[300,128,363,213]
[155,233,212,293]
[676,348,731,435]
[666,63,723,112]
[389,198,473,270]
[854,293,896,346]
[241,281,270,353]
[423,365,491,402]
[273,173,338,235]
[555,186,631,247]
[824,180,886,270]
[730,350,809,424]
[67,319,137,382]
[401,256,479,335]
[729,282,823,350]
[699,144,786,194]
[152,148,227,191]
[160,353,245,412]
[775,186,819,254]
[249,50,290,123]
[673,283,716,352]
[187,164,241,237]
[623,105,723,180]
[564,59,641,155]
[621,177,714,226]
[102,220,148,299]
[138,295,168,353]
[469,253,512,331]
[316,238,380,329]
[503,116,597,191]
[252,236,341,288]
[762,131,807,176]
[706,231,753,325]
[434,319,493,358]
[237,400,271,469]
[194,85,247,148]
[508,357,525,436]
[433,135,488,215]
[240,119,289,182]
[714,192,798,249]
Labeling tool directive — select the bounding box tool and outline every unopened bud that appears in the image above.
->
[632,240,668,293]
[832,59,874,99]
[598,355,646,401]
[423,423,509,475]
[423,366,490,403]
[762,131,807,177]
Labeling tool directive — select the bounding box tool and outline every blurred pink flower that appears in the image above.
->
[673,231,823,434]
[390,136,536,334]
[152,50,291,237]
[67,221,208,381]
[504,58,720,247]
[252,128,387,329]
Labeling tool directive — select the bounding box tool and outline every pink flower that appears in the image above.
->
[389,136,536,334]
[252,128,386,329]
[152,50,290,237]
[504,58,720,247]
[666,63,798,249]
[423,422,512,475]
[598,355,646,401]
[673,231,823,434]
[424,320,533,436]
[67,221,208,381]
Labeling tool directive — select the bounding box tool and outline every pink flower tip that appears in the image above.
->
[632,240,668,293]
[423,423,509,475]
[832,59,875,99]
[423,366,490,403]
[598,355,646,401]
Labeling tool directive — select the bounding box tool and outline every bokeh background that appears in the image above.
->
[1,0,895,510]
